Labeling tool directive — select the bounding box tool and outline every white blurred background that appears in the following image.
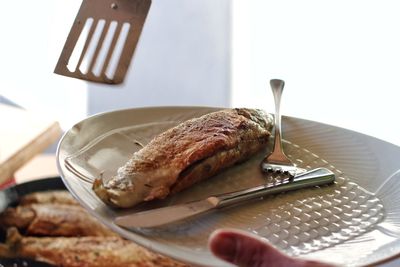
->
[232,0,400,147]
[1,0,399,147]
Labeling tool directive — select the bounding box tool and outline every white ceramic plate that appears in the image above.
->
[57,106,400,267]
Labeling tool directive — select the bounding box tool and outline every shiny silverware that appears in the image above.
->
[261,79,305,177]
[114,168,335,228]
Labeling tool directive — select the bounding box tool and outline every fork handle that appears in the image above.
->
[215,168,335,208]
[270,79,286,158]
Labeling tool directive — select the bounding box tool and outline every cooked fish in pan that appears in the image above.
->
[0,190,188,266]
[0,227,187,267]
[93,108,274,208]
[19,190,78,205]
[0,203,115,237]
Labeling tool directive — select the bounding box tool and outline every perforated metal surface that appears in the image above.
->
[54,0,151,84]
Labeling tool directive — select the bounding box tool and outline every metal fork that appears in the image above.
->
[261,79,305,177]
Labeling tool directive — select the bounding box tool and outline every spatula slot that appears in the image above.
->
[93,21,118,77]
[105,22,131,79]
[80,19,106,74]
[67,18,94,72]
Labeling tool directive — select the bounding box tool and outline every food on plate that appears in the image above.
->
[0,190,188,267]
[19,190,78,205]
[0,203,116,237]
[0,227,187,267]
[93,108,274,208]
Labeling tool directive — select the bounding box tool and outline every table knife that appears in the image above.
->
[114,167,335,228]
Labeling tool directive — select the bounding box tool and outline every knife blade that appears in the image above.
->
[114,167,335,228]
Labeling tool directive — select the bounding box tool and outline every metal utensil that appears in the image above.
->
[54,0,151,84]
[261,79,305,176]
[114,167,335,228]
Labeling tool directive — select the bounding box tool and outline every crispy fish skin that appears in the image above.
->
[0,203,115,237]
[93,108,273,208]
[2,227,188,267]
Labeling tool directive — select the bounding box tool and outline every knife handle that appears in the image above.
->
[214,168,335,208]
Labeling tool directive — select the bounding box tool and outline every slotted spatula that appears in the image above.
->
[54,0,151,84]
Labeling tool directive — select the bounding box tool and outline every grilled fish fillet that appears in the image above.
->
[93,108,273,208]
[1,227,187,267]
[0,203,115,237]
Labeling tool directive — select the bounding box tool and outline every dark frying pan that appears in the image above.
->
[0,177,66,267]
